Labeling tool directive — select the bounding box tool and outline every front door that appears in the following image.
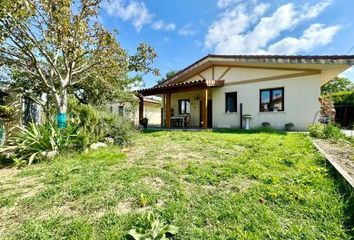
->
[199,100,213,128]
[207,100,212,128]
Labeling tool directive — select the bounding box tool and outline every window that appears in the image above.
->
[260,87,284,112]
[225,92,237,112]
[118,106,124,116]
[178,99,190,114]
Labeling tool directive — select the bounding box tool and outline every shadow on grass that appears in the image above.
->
[0,155,14,169]
[142,127,288,135]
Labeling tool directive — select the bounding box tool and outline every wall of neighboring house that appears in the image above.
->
[110,100,162,127]
[143,101,161,126]
[175,66,321,130]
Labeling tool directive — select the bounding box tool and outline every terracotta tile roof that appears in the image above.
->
[138,79,224,96]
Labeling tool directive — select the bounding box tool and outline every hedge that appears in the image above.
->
[331,91,354,106]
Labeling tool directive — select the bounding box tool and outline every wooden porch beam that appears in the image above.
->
[217,67,231,80]
[165,92,171,128]
[201,88,208,129]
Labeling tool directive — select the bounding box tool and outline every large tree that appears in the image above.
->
[321,76,354,95]
[0,0,158,127]
[157,70,178,85]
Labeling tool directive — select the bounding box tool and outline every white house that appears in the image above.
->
[138,55,354,130]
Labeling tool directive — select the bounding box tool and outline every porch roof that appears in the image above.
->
[137,79,224,96]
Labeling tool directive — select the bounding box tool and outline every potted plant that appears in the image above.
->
[285,122,295,131]
[139,118,149,128]
[262,122,271,127]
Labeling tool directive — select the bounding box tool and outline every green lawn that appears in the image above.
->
[0,130,353,239]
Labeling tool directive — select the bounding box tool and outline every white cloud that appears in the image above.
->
[103,0,153,32]
[267,24,340,54]
[217,0,242,8]
[204,0,338,54]
[103,0,176,32]
[152,20,176,31]
[179,25,196,36]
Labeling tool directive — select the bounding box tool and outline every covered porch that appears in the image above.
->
[137,80,224,129]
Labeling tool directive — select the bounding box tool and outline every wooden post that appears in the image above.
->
[202,88,208,129]
[138,96,144,121]
[166,92,171,128]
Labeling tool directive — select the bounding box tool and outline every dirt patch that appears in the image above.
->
[0,168,20,182]
[0,175,44,199]
[142,177,165,190]
[313,139,354,179]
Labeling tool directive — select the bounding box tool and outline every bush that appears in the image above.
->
[99,111,136,145]
[331,91,354,106]
[308,124,324,138]
[0,123,61,165]
[308,123,346,140]
[69,100,135,146]
[1,102,136,165]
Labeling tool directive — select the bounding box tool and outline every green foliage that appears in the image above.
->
[1,0,158,117]
[0,123,60,165]
[0,105,16,120]
[128,212,178,240]
[308,123,346,140]
[331,91,354,106]
[1,101,135,165]
[321,77,354,95]
[157,70,178,84]
[69,99,136,146]
[308,124,325,138]
[99,111,136,145]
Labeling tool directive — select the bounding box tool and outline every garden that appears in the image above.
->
[1,130,353,239]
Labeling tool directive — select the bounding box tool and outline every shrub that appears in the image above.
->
[308,124,324,138]
[308,123,346,140]
[323,124,346,139]
[1,103,136,165]
[0,123,61,165]
[69,101,135,146]
[99,111,136,146]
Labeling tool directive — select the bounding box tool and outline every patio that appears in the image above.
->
[137,79,224,129]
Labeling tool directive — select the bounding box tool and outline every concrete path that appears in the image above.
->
[343,130,354,138]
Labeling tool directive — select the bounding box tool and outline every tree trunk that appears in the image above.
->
[57,88,68,129]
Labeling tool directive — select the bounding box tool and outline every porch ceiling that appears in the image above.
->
[137,79,224,96]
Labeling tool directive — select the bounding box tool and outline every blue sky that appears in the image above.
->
[99,0,354,87]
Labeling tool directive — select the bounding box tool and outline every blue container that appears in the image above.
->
[57,113,67,129]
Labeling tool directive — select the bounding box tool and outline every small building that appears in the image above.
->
[138,55,354,130]
[110,96,162,127]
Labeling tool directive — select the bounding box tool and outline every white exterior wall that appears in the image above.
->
[179,67,321,130]
[212,75,320,130]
